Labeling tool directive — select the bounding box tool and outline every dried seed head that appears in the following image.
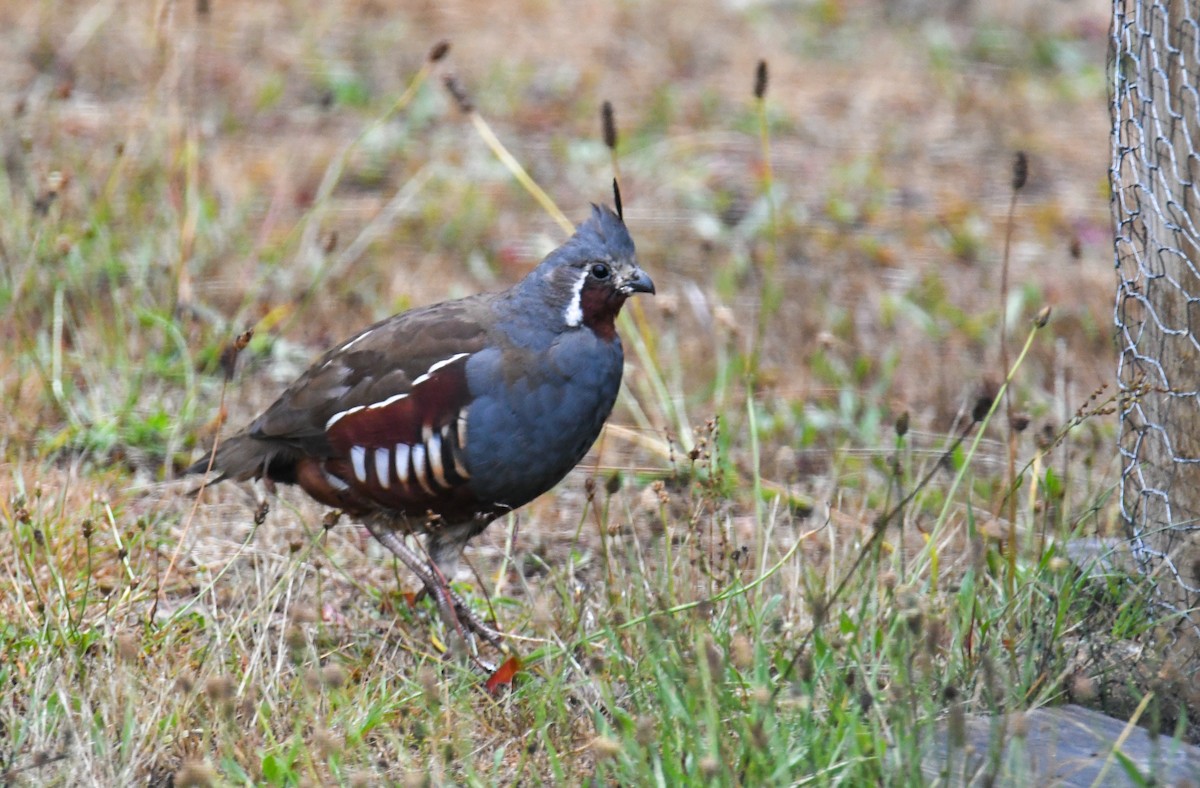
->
[443,75,473,113]
[972,378,1000,423]
[601,101,617,150]
[428,40,450,63]
[590,735,621,759]
[1033,305,1051,328]
[419,666,440,705]
[948,703,966,748]
[285,626,306,656]
[754,60,769,100]
[797,651,814,684]
[1070,672,1096,702]
[1010,413,1031,432]
[320,663,347,688]
[1012,151,1028,191]
[175,761,216,788]
[703,636,724,678]
[116,632,140,663]
[312,726,343,759]
[203,675,235,703]
[635,715,656,746]
[894,410,909,438]
[1010,710,1029,739]
[605,471,622,495]
[403,773,431,788]
[219,329,253,381]
[731,633,753,671]
[924,616,945,656]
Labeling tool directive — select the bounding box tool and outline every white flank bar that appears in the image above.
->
[427,431,448,488]
[410,443,435,496]
[395,443,411,485]
[375,448,391,489]
[350,445,368,482]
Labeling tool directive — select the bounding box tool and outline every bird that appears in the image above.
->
[187,201,654,647]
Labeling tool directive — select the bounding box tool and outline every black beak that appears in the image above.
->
[623,268,656,295]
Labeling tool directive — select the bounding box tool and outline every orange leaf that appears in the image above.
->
[485,656,522,694]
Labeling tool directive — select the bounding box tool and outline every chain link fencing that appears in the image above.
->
[1112,0,1200,622]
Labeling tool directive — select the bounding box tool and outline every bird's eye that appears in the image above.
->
[590,263,611,280]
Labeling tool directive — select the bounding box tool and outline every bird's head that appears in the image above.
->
[529,204,654,338]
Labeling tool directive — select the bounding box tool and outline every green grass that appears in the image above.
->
[0,1,1176,785]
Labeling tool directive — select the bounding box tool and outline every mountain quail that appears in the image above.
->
[188,203,654,645]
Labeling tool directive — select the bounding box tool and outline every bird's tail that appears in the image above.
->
[184,431,283,484]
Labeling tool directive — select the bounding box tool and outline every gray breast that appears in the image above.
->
[462,333,624,507]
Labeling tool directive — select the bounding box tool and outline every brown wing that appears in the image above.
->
[196,295,495,520]
[248,295,492,453]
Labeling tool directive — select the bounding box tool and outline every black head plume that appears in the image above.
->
[613,178,623,222]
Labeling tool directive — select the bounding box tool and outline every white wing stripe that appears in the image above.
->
[426,352,470,374]
[326,405,365,430]
[326,354,470,429]
[412,352,471,388]
[368,392,409,410]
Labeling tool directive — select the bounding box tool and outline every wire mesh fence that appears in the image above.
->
[1112,0,1200,620]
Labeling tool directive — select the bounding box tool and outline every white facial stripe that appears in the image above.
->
[350,445,368,483]
[395,443,411,485]
[326,405,365,430]
[375,448,391,489]
[411,444,435,496]
[563,268,590,327]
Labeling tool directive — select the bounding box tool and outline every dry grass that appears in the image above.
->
[1,0,1174,784]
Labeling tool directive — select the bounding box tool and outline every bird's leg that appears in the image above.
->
[425,559,506,651]
[362,520,504,651]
